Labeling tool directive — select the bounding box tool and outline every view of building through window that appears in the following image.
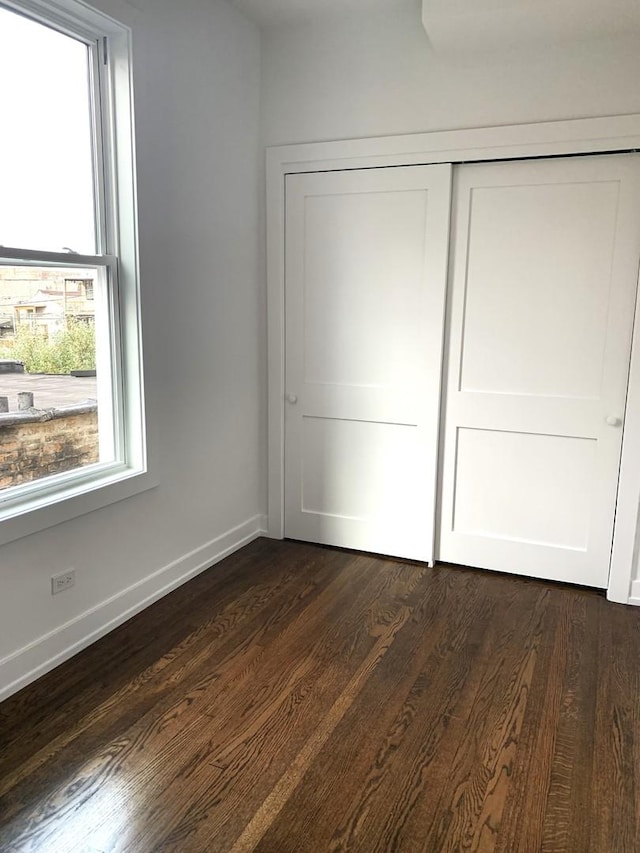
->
[0,264,109,492]
[1,267,97,347]
[0,7,113,496]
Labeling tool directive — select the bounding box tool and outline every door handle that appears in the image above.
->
[286,393,298,404]
[606,415,622,427]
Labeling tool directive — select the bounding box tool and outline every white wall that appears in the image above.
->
[261,0,640,146]
[0,0,264,699]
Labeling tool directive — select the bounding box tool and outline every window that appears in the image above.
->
[79,280,95,301]
[0,0,149,544]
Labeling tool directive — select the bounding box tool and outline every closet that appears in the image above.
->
[283,154,640,587]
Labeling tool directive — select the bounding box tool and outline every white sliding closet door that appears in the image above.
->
[439,155,640,587]
[284,165,452,562]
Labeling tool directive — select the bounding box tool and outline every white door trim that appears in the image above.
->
[266,113,640,604]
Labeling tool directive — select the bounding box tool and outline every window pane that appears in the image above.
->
[0,264,115,494]
[0,8,96,253]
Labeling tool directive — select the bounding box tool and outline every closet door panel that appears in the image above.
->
[284,165,452,562]
[439,155,640,587]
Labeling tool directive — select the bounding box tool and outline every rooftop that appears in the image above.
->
[0,372,97,411]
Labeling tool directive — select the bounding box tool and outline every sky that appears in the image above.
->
[0,6,96,254]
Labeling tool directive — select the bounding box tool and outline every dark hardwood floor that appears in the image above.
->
[1,537,639,852]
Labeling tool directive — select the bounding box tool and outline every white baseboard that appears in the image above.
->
[0,513,268,703]
[628,579,640,606]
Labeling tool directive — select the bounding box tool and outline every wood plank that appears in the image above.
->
[493,589,567,853]
[589,597,640,853]
[540,591,598,852]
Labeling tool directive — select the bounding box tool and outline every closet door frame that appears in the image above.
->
[266,113,640,605]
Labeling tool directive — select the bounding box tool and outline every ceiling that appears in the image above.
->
[231,0,640,51]
[229,0,414,28]
[423,0,640,52]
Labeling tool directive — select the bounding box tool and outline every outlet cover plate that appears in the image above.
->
[51,569,75,595]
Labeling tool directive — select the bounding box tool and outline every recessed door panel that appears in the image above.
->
[452,428,596,549]
[459,181,619,399]
[439,155,640,587]
[303,191,429,389]
[301,417,420,519]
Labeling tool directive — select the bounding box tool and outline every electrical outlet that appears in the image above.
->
[51,569,75,595]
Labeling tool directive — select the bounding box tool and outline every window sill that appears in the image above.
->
[0,461,158,546]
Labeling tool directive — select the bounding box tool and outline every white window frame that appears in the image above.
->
[0,0,155,546]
